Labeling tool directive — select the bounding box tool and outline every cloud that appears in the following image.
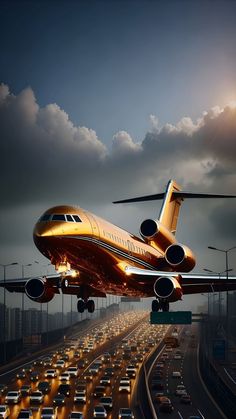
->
[0,83,236,258]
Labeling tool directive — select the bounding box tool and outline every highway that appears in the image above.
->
[0,310,169,418]
[146,324,226,419]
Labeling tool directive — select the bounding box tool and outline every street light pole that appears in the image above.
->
[0,262,18,364]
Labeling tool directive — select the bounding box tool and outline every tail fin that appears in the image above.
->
[113,179,236,235]
[159,180,182,234]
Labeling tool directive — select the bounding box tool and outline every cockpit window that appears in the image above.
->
[72,215,82,222]
[52,214,66,221]
[39,214,51,222]
[66,214,74,222]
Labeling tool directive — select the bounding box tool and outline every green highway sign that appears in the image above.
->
[150,311,192,325]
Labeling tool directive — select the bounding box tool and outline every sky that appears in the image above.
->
[1,0,236,313]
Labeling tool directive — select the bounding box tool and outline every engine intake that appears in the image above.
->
[154,276,182,302]
[25,277,55,303]
[140,219,176,251]
[165,244,195,271]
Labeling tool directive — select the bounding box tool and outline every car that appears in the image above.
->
[93,405,107,418]
[93,386,106,398]
[24,365,33,374]
[33,358,43,366]
[119,378,131,393]
[172,371,181,378]
[82,372,93,382]
[67,366,79,377]
[180,393,191,404]
[100,396,113,410]
[118,408,135,418]
[16,370,26,379]
[55,359,65,368]
[0,385,8,395]
[159,398,174,412]
[175,385,187,396]
[89,364,100,375]
[17,409,33,419]
[69,413,84,419]
[45,369,57,378]
[30,371,40,382]
[58,384,71,396]
[59,372,70,382]
[38,381,51,394]
[151,379,164,390]
[155,394,168,404]
[40,406,58,418]
[30,391,44,403]
[100,376,111,386]
[174,354,182,360]
[0,405,10,419]
[104,367,114,376]
[53,393,65,406]
[20,385,31,396]
[74,390,86,404]
[5,391,21,404]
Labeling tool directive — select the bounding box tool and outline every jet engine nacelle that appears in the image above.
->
[25,277,55,303]
[154,276,182,302]
[165,243,195,271]
[140,219,176,251]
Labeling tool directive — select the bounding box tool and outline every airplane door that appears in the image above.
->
[88,214,100,238]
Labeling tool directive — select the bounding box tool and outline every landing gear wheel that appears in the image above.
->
[87,300,95,313]
[152,300,160,312]
[77,299,85,313]
[162,301,169,312]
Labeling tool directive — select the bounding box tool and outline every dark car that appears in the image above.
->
[58,384,71,397]
[0,384,8,394]
[16,371,26,380]
[17,409,33,419]
[151,379,164,390]
[20,385,32,396]
[53,393,66,406]
[30,372,40,382]
[93,386,106,398]
[100,396,113,410]
[159,399,174,413]
[38,381,51,394]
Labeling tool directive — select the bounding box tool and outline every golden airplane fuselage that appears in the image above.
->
[33,205,191,299]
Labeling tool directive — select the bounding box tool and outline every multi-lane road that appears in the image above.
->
[0,310,169,418]
[0,311,228,419]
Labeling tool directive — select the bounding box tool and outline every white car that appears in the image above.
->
[0,405,10,418]
[172,371,181,378]
[30,391,44,403]
[67,367,78,377]
[93,405,107,418]
[45,369,57,378]
[59,372,70,382]
[174,354,182,360]
[119,378,131,393]
[175,385,187,396]
[74,390,86,404]
[5,391,21,404]
[55,359,65,368]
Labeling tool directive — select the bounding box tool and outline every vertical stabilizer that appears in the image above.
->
[158,180,183,234]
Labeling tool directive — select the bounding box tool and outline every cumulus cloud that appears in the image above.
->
[0,83,236,259]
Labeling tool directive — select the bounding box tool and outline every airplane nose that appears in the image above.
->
[33,223,53,237]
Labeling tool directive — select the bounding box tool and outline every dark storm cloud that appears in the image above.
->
[1,84,236,232]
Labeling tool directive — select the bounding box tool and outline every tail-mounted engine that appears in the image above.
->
[140,219,177,251]
[165,243,195,271]
[25,277,55,303]
[154,276,182,302]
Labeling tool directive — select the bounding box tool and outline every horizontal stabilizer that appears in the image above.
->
[113,191,236,204]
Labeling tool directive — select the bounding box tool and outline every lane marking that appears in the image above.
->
[177,412,184,419]
[198,408,206,418]
[223,367,236,385]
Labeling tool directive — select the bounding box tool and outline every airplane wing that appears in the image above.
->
[124,266,236,295]
[0,273,106,298]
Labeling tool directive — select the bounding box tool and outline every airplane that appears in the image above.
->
[1,179,236,313]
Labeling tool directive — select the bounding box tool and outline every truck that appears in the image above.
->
[163,336,179,348]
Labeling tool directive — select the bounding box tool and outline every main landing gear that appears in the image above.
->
[152,299,169,312]
[77,299,95,313]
